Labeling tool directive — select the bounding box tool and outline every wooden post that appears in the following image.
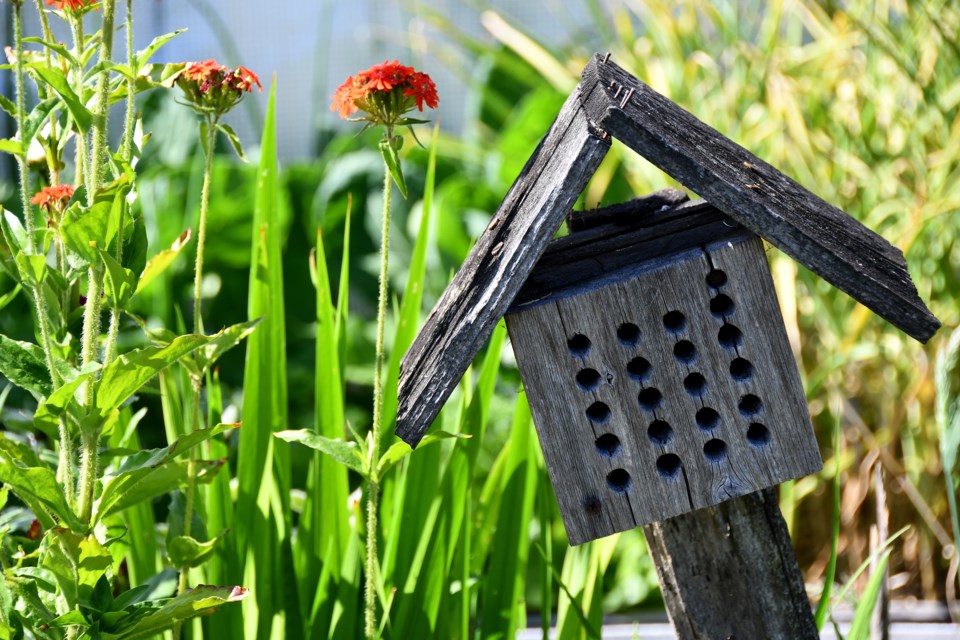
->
[643,489,818,639]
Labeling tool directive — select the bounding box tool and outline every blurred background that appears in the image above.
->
[1,0,958,628]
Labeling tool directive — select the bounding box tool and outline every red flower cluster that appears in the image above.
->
[31,184,74,211]
[331,60,438,122]
[45,0,96,12]
[167,59,261,119]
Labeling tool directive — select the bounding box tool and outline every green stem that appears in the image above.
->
[88,0,117,200]
[76,428,98,524]
[193,120,216,336]
[12,4,33,245]
[121,0,136,163]
[365,156,393,640]
[34,0,60,185]
[69,17,89,191]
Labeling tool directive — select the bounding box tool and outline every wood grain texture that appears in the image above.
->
[505,229,821,544]
[395,83,610,447]
[643,488,819,640]
[581,54,940,343]
[566,186,688,232]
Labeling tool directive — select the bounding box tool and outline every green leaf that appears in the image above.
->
[0,334,51,398]
[48,609,89,628]
[27,64,93,132]
[168,529,228,569]
[0,462,83,530]
[275,430,366,475]
[377,431,468,476]
[98,248,137,309]
[2,208,27,254]
[0,284,21,313]
[846,551,891,640]
[21,97,59,152]
[192,318,261,374]
[136,228,191,294]
[100,584,248,640]
[33,367,98,438]
[0,94,14,117]
[94,422,238,521]
[134,29,187,70]
[379,139,408,199]
[0,139,24,156]
[94,333,211,417]
[22,37,80,68]
[216,123,247,162]
[14,252,46,286]
[60,201,113,263]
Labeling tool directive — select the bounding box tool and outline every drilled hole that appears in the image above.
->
[696,407,720,430]
[583,495,602,515]
[673,340,696,364]
[617,322,641,346]
[683,372,707,397]
[607,468,631,493]
[738,394,763,416]
[718,323,744,349]
[747,423,771,446]
[567,333,591,357]
[638,387,663,412]
[706,269,728,288]
[656,454,682,478]
[585,401,611,424]
[647,420,673,445]
[703,438,728,461]
[730,357,754,381]
[663,310,687,333]
[627,356,652,381]
[710,294,735,318]
[576,368,602,391]
[595,433,622,457]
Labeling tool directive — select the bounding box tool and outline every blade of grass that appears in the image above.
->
[846,550,892,640]
[815,408,842,630]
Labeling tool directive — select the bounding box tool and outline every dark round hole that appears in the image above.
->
[627,356,652,381]
[595,433,622,457]
[656,454,682,478]
[638,387,663,411]
[607,468,631,493]
[673,340,696,364]
[585,401,611,423]
[747,423,771,446]
[696,407,720,430]
[718,323,744,349]
[617,323,641,346]
[738,394,763,416]
[663,310,687,333]
[683,372,707,396]
[710,294,735,319]
[703,438,728,461]
[730,357,754,381]
[647,420,673,445]
[583,495,602,515]
[576,368,602,391]
[567,333,591,357]
[706,269,728,288]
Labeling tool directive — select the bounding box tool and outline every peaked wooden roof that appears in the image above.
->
[395,53,940,448]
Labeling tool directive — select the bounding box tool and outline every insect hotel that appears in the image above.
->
[396,55,938,553]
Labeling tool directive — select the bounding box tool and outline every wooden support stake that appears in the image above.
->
[643,488,818,639]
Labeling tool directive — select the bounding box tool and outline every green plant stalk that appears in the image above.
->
[193,120,216,336]
[76,427,98,524]
[365,155,393,640]
[68,16,89,191]
[177,377,202,601]
[33,0,60,186]
[88,0,117,198]
[12,3,33,243]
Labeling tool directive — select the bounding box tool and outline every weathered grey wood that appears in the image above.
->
[643,488,819,640]
[513,199,740,310]
[581,54,940,343]
[566,187,688,232]
[395,83,610,447]
[505,225,821,544]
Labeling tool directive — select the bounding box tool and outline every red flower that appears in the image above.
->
[168,59,261,118]
[45,0,96,11]
[404,72,439,112]
[31,184,75,211]
[330,60,438,129]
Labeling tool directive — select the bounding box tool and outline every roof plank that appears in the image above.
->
[581,54,939,343]
[395,82,611,447]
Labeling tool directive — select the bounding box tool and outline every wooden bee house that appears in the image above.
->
[395,55,938,546]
